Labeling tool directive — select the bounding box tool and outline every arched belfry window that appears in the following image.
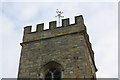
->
[45,67,61,80]
[41,61,63,80]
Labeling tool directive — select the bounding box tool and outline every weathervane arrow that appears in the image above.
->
[55,9,64,27]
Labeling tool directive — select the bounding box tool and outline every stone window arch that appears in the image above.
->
[40,61,64,80]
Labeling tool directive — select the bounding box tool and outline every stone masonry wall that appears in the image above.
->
[18,15,97,78]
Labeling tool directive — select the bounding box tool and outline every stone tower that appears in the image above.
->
[18,15,97,79]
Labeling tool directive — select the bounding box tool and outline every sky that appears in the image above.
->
[0,0,118,79]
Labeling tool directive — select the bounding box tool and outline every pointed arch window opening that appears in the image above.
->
[45,67,61,80]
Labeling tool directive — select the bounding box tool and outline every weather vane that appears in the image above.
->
[55,9,64,26]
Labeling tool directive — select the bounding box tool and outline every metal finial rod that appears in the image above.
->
[55,9,64,27]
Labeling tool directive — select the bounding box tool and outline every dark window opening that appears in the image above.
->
[45,68,61,80]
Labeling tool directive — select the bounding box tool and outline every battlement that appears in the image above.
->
[23,15,86,43]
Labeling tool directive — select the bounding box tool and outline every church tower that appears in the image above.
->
[18,15,97,79]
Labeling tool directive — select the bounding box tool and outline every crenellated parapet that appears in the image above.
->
[23,15,86,43]
[18,15,97,78]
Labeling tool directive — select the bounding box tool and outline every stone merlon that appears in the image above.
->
[23,15,86,43]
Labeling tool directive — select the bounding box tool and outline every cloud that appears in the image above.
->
[1,12,22,78]
[2,3,42,22]
[86,3,118,78]
[15,3,43,22]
